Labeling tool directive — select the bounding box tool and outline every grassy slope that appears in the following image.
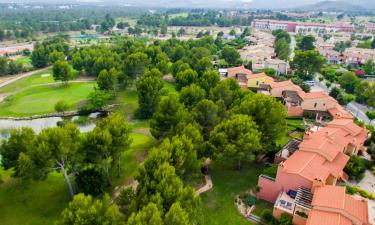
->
[0,132,156,225]
[201,161,266,225]
[0,82,95,116]
[0,68,96,116]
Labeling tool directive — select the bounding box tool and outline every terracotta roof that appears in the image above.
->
[281,151,348,182]
[247,72,275,81]
[310,186,369,225]
[307,210,352,225]
[226,65,253,77]
[328,104,353,119]
[299,91,328,100]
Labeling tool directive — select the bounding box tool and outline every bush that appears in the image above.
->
[346,185,375,200]
[76,165,106,196]
[54,100,70,113]
[279,213,293,225]
[262,164,278,178]
[344,156,366,181]
[261,209,274,223]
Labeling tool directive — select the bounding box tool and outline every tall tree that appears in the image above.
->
[193,99,220,138]
[97,113,132,178]
[220,46,241,66]
[127,203,163,225]
[97,68,118,91]
[175,69,198,91]
[0,127,35,177]
[164,202,190,225]
[53,60,74,84]
[298,35,316,51]
[198,70,220,93]
[179,84,206,109]
[338,71,360,94]
[291,50,326,80]
[55,194,124,225]
[209,114,261,170]
[150,94,190,139]
[234,93,287,148]
[275,38,290,61]
[136,69,164,118]
[123,52,150,83]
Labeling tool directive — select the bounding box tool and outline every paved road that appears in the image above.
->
[313,76,375,126]
[0,67,50,88]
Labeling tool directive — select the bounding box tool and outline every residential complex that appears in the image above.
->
[222,65,372,225]
[252,19,354,34]
[344,47,375,65]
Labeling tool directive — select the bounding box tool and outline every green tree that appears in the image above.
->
[86,89,113,111]
[31,42,49,68]
[97,68,118,91]
[53,60,74,84]
[0,128,36,177]
[344,156,366,181]
[234,93,287,148]
[123,52,150,82]
[76,164,105,196]
[298,35,316,51]
[338,71,360,94]
[55,194,124,225]
[279,213,293,225]
[55,100,70,113]
[180,84,206,109]
[136,69,164,118]
[275,38,290,60]
[193,99,220,138]
[49,50,65,64]
[97,113,132,178]
[291,50,326,80]
[366,111,375,124]
[372,38,375,49]
[363,59,374,75]
[209,114,261,170]
[209,78,242,110]
[127,203,163,225]
[175,69,198,90]
[198,70,220,93]
[0,57,9,76]
[150,94,189,139]
[220,46,241,66]
[164,202,190,225]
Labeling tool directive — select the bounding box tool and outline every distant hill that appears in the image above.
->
[298,0,372,12]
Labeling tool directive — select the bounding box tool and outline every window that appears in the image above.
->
[314,103,317,108]
[256,81,259,85]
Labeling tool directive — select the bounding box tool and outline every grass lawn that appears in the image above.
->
[0,82,96,116]
[0,69,54,94]
[0,132,156,225]
[201,161,266,225]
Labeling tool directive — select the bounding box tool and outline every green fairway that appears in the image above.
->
[0,82,96,116]
[201,161,265,225]
[0,69,54,94]
[0,132,156,225]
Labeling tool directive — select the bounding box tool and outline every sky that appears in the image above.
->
[1,0,374,9]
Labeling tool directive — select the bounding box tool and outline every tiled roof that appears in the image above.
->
[248,73,275,80]
[307,210,352,225]
[226,65,253,77]
[281,151,348,182]
[309,186,369,225]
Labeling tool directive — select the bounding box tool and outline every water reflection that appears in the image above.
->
[0,113,101,139]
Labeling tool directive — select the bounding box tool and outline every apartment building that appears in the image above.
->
[252,19,354,34]
[344,47,375,65]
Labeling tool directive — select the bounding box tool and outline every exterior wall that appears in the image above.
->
[248,77,273,88]
[265,62,287,75]
[293,214,308,225]
[257,176,281,203]
[271,87,296,98]
[257,169,312,203]
[287,106,304,117]
[275,170,313,194]
[301,98,331,112]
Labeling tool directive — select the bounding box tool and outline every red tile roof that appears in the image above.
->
[226,65,253,77]
[281,151,348,182]
[308,186,369,225]
[307,210,352,225]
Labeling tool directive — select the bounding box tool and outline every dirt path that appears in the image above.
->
[0,67,51,88]
[195,175,213,196]
[111,180,139,203]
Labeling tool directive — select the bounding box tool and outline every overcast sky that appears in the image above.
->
[2,0,374,9]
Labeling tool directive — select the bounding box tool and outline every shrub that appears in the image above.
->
[54,100,70,113]
[344,156,366,181]
[279,213,293,225]
[262,164,278,178]
[76,164,105,196]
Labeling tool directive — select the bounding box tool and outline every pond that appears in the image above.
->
[0,112,101,139]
